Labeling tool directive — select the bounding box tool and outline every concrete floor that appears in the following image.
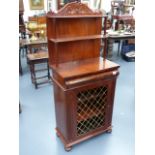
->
[19,51,135,155]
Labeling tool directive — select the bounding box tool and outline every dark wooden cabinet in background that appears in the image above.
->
[47,2,120,151]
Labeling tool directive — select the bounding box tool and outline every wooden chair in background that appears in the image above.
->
[27,43,50,89]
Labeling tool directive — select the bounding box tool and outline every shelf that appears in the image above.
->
[49,35,103,43]
[77,91,107,103]
[77,107,105,123]
[78,94,99,101]
[77,111,106,136]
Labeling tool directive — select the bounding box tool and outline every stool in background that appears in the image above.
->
[27,51,50,89]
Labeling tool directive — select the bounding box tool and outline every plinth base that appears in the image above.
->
[55,126,112,151]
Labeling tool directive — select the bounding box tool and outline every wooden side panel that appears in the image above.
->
[53,78,78,142]
[53,80,68,140]
[48,41,57,65]
[107,78,117,126]
[46,18,56,39]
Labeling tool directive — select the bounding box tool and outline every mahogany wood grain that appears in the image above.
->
[47,18,102,40]
[47,2,120,151]
[48,39,101,64]
[51,57,119,79]
[53,72,119,149]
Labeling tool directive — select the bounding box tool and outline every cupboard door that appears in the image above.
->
[69,78,115,139]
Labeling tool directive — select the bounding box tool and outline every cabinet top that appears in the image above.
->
[47,2,106,18]
[51,57,120,79]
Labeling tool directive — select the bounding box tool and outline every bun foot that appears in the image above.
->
[56,132,60,137]
[65,146,72,151]
[106,128,112,133]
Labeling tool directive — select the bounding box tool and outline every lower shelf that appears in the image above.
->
[77,107,106,122]
[77,113,106,136]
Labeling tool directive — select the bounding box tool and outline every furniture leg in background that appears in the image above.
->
[19,102,22,114]
[19,46,23,75]
[107,39,114,58]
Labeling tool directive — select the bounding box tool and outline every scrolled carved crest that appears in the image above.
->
[47,2,102,17]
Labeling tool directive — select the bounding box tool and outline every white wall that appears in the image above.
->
[23,0,113,21]
[23,0,57,21]
[101,0,111,12]
[89,0,112,12]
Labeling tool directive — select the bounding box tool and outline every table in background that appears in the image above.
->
[106,33,135,57]
[20,38,47,53]
[19,38,48,75]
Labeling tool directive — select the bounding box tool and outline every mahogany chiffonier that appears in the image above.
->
[47,2,120,151]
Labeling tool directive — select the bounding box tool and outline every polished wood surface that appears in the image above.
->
[47,2,120,151]
[51,57,119,79]
[48,39,101,64]
[47,18,102,38]
[52,69,119,150]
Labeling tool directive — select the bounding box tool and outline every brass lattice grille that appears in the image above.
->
[77,86,108,136]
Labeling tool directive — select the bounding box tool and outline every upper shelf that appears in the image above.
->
[47,2,107,65]
[49,35,104,43]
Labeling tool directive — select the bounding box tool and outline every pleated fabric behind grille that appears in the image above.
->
[77,86,108,136]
